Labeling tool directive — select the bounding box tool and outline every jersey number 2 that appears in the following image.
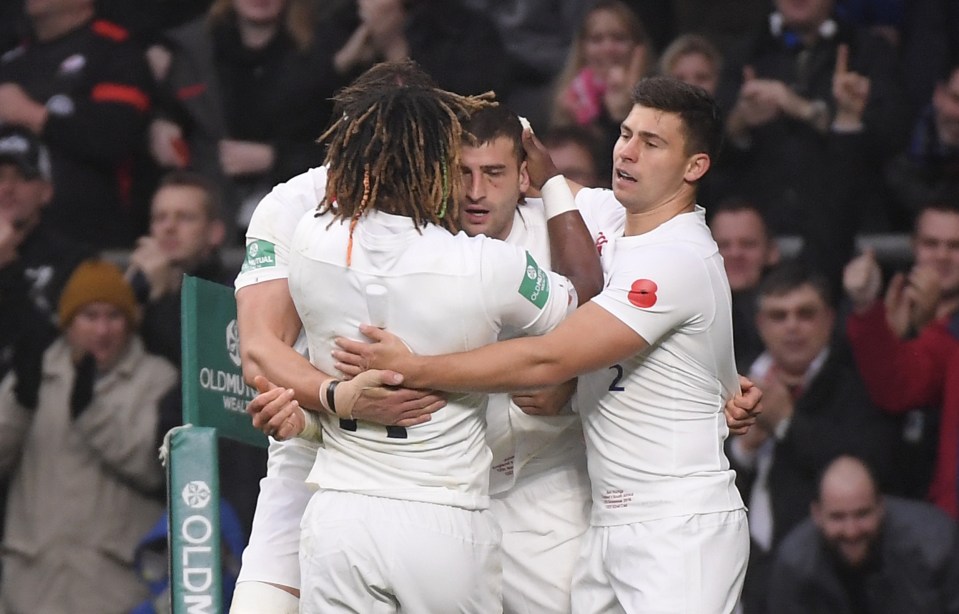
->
[608,365,625,391]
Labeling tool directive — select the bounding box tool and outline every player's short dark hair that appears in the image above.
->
[462,105,524,164]
[631,76,723,160]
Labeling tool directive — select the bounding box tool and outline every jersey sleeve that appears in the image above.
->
[591,245,710,344]
[574,187,626,241]
[478,238,576,336]
[235,167,327,291]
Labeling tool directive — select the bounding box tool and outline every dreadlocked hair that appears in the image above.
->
[316,78,495,263]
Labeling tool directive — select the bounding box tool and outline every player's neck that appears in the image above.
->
[624,198,694,236]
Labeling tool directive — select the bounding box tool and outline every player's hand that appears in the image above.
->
[521,127,559,191]
[725,375,763,435]
[843,248,883,312]
[351,386,447,427]
[248,375,306,440]
[512,379,576,416]
[334,324,414,374]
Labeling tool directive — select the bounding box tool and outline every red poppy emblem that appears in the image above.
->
[628,279,658,308]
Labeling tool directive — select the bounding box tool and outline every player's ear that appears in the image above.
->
[684,153,710,183]
[518,160,531,195]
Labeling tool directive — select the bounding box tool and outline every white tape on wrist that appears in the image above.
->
[299,409,322,441]
[541,174,577,219]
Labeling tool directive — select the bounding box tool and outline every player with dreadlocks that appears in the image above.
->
[273,72,580,611]
[231,61,479,613]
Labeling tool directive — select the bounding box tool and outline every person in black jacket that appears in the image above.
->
[769,455,959,614]
[0,0,155,248]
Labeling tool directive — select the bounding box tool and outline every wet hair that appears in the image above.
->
[462,105,524,164]
[316,61,495,263]
[631,76,723,160]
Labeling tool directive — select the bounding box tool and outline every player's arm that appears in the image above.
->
[236,279,316,404]
[237,280,446,438]
[338,302,646,394]
[523,129,602,305]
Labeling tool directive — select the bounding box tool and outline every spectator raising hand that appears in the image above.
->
[831,44,870,131]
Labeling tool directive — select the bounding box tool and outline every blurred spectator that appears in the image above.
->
[125,169,266,535]
[844,200,959,516]
[886,64,959,227]
[769,455,959,613]
[0,126,92,381]
[540,125,606,188]
[728,261,906,614]
[671,0,770,59]
[0,0,156,248]
[126,170,228,364]
[838,0,959,116]
[148,0,341,244]
[550,0,651,129]
[715,0,911,235]
[97,0,215,44]
[0,124,92,590]
[709,199,781,372]
[619,0,675,53]
[549,0,652,181]
[459,0,590,132]
[0,259,177,614]
[331,0,509,98]
[659,33,723,96]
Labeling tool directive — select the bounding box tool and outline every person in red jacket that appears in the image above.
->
[843,199,959,518]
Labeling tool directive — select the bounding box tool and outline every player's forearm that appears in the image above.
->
[242,336,329,411]
[540,175,602,304]
[402,336,574,393]
[547,211,603,305]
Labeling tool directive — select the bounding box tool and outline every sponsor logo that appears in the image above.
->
[240,239,276,272]
[518,251,550,308]
[225,319,241,367]
[181,480,212,509]
[628,279,658,308]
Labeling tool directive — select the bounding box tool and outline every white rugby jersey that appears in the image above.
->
[288,208,576,510]
[235,166,328,291]
[573,189,744,525]
[487,199,585,495]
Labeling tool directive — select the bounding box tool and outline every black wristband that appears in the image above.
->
[326,380,340,415]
